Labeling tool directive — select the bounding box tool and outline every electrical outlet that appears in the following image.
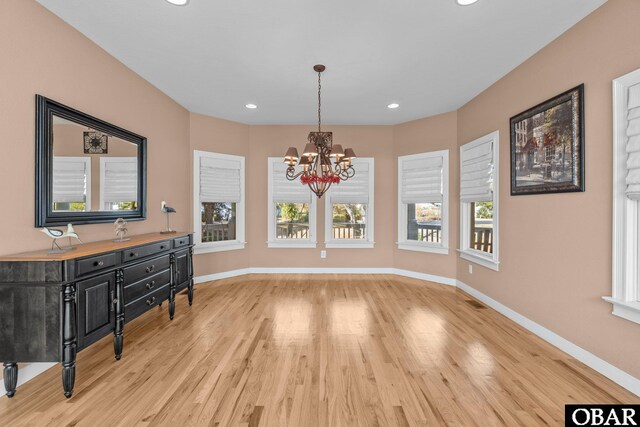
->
[321,250,327,259]
[468,264,473,274]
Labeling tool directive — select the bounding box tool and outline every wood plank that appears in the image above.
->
[0,274,637,426]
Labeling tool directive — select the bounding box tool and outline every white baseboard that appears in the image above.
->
[456,280,640,397]
[193,268,251,283]
[195,267,456,287]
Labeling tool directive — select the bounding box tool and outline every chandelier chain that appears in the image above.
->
[318,71,321,132]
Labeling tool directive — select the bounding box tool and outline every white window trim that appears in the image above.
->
[605,68,640,325]
[267,157,317,248]
[193,150,245,254]
[397,150,449,254]
[325,158,375,249]
[99,156,136,210]
[458,131,500,271]
[52,156,92,211]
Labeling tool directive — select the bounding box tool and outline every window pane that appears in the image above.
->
[104,201,137,211]
[407,203,442,243]
[201,202,236,243]
[332,204,367,240]
[275,202,310,239]
[53,202,86,212]
[470,202,493,254]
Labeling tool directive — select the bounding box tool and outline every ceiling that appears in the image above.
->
[37,0,605,125]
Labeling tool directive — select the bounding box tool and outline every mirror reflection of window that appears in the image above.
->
[52,157,91,212]
[51,114,139,212]
[100,157,138,211]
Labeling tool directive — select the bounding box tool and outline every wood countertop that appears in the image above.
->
[0,232,192,262]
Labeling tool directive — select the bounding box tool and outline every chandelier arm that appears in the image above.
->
[318,71,321,132]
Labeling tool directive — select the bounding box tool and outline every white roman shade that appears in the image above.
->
[401,156,443,204]
[329,159,371,204]
[626,83,640,199]
[271,161,311,203]
[200,156,242,203]
[52,157,88,203]
[460,138,494,203]
[102,157,137,204]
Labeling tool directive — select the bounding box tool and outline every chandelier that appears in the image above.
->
[283,65,357,198]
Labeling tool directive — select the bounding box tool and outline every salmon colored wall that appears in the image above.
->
[189,113,251,276]
[247,125,395,268]
[456,0,640,378]
[392,112,458,279]
[0,0,190,256]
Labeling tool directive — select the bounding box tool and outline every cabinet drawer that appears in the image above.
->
[173,236,190,249]
[124,268,171,303]
[122,241,171,263]
[123,255,170,284]
[76,253,117,277]
[125,283,170,322]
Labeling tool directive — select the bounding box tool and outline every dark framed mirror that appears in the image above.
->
[35,95,147,226]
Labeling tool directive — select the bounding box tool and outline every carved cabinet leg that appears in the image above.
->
[188,247,194,306]
[62,284,77,398]
[113,269,124,360]
[188,280,194,306]
[3,362,17,398]
[169,253,176,320]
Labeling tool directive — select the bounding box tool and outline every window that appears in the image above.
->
[100,157,137,211]
[325,158,374,248]
[267,158,317,248]
[193,151,245,253]
[397,150,449,254]
[459,131,499,271]
[606,68,640,325]
[52,157,91,212]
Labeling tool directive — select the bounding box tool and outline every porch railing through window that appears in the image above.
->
[202,223,234,242]
[332,223,366,239]
[276,222,309,239]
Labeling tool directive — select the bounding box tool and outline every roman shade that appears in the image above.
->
[271,161,311,203]
[102,157,137,204]
[329,159,371,204]
[626,83,640,199]
[460,138,494,203]
[200,156,242,203]
[400,156,443,204]
[52,157,89,203]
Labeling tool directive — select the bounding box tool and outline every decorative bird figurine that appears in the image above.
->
[41,224,82,253]
[160,201,177,234]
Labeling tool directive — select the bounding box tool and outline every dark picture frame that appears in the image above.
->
[509,84,584,195]
[35,95,147,226]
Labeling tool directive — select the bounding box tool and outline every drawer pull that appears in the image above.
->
[94,260,104,267]
[130,252,138,258]
[179,240,184,245]
[160,245,166,250]
[146,281,155,290]
[146,297,156,306]
[146,265,155,273]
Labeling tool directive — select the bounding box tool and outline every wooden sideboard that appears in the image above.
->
[0,232,194,398]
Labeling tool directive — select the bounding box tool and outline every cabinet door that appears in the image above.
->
[175,249,190,291]
[77,271,116,350]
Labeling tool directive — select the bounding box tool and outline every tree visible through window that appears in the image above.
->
[275,202,310,239]
[332,203,367,239]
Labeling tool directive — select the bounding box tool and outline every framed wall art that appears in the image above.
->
[509,84,584,195]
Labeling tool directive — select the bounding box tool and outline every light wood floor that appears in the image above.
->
[0,274,637,426]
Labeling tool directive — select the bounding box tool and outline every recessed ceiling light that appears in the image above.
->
[165,0,189,5]
[245,104,257,109]
[456,0,479,5]
[387,103,400,109]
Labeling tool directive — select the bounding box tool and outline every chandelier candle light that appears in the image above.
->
[283,65,357,198]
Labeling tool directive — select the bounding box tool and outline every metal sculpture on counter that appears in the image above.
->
[113,218,130,242]
[41,223,82,253]
[161,201,177,234]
